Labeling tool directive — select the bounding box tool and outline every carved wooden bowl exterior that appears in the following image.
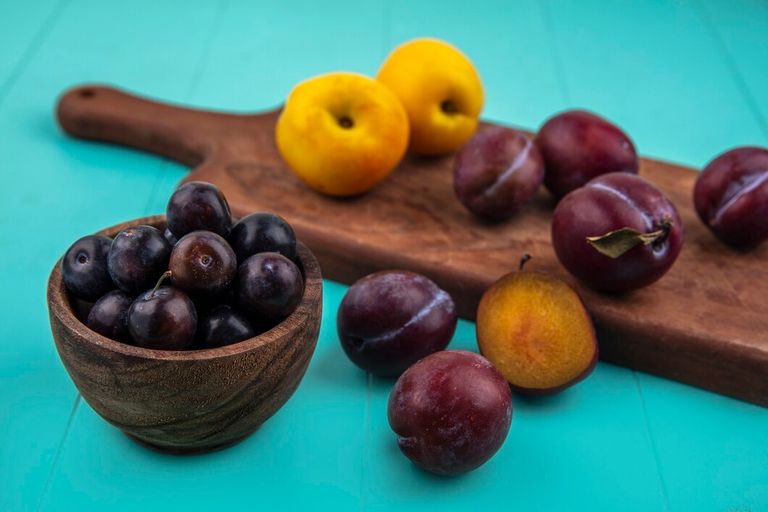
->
[47,215,322,453]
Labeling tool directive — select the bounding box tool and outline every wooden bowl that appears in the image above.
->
[47,215,322,453]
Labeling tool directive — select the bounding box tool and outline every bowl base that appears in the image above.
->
[125,432,253,455]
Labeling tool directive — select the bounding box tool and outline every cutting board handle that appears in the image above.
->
[56,84,218,167]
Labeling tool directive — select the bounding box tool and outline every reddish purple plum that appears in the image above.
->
[337,270,457,378]
[693,146,768,248]
[552,172,683,292]
[388,350,512,476]
[453,127,544,221]
[536,110,638,198]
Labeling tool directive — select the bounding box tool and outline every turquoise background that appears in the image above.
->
[1,0,767,510]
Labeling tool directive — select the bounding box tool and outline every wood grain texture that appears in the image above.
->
[47,215,323,453]
[56,85,768,406]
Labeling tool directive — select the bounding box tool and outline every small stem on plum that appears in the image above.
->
[151,271,172,297]
[519,254,532,271]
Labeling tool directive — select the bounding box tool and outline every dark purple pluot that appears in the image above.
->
[236,252,303,320]
[61,235,114,301]
[693,146,768,248]
[536,110,638,198]
[166,181,232,238]
[86,290,134,342]
[388,350,512,476]
[163,228,178,246]
[453,127,544,221]
[552,172,683,292]
[127,286,197,350]
[337,270,457,377]
[169,231,236,295]
[108,225,172,294]
[229,212,297,263]
[195,305,256,349]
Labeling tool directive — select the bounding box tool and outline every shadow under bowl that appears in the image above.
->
[47,215,323,454]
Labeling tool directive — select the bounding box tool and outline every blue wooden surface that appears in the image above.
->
[0,1,766,510]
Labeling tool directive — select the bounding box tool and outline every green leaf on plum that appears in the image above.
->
[586,225,668,259]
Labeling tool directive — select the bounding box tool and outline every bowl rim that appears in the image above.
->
[48,214,323,362]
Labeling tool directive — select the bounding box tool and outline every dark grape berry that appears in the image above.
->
[169,231,236,295]
[337,270,457,377]
[166,181,232,238]
[196,305,256,349]
[237,252,303,320]
[108,225,172,294]
[86,290,134,342]
[163,228,178,246]
[229,212,297,263]
[127,284,197,350]
[61,235,114,301]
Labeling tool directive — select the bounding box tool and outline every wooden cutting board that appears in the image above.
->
[56,85,768,407]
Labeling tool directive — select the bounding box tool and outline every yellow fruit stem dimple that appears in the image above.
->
[337,115,354,129]
[440,99,459,115]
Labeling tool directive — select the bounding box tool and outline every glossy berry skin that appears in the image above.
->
[196,305,256,349]
[552,172,683,292]
[86,290,134,342]
[536,110,638,198]
[127,286,197,350]
[337,270,457,377]
[388,350,512,476]
[228,212,297,263]
[61,235,114,301]
[166,181,232,238]
[453,127,544,221]
[169,231,236,295]
[693,146,768,248]
[163,228,178,246]
[107,225,172,294]
[236,252,303,320]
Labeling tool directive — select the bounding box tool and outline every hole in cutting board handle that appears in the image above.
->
[78,88,95,99]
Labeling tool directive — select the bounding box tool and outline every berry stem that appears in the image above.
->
[151,271,172,297]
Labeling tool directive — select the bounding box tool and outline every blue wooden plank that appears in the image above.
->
[385,0,569,132]
[697,0,768,139]
[186,0,388,112]
[543,1,768,510]
[0,0,226,509]
[0,0,62,103]
[0,0,764,511]
[638,374,768,511]
[543,0,767,168]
